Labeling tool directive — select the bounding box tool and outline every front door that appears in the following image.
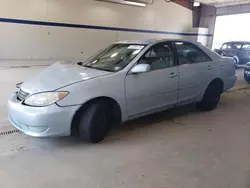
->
[125,42,178,117]
[223,43,241,57]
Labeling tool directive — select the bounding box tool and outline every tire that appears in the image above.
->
[197,83,221,111]
[233,56,239,68]
[78,100,113,143]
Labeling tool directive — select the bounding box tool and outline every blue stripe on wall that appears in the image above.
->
[0,17,213,37]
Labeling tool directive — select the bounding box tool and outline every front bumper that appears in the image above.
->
[244,68,250,75]
[8,92,80,137]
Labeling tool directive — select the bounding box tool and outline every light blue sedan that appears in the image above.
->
[8,39,237,143]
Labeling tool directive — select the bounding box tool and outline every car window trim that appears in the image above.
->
[221,44,228,49]
[242,43,250,50]
[173,41,212,65]
[230,43,242,50]
[127,41,178,75]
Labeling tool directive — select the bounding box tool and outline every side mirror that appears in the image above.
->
[130,64,150,74]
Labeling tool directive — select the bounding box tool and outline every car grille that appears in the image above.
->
[17,89,29,101]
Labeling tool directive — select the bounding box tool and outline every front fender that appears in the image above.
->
[56,74,128,121]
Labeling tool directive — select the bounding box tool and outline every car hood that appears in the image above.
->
[21,62,112,94]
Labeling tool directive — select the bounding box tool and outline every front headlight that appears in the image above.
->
[24,91,69,107]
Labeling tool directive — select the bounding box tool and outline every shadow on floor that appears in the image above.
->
[117,104,199,132]
[35,104,202,147]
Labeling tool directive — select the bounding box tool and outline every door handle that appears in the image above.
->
[208,65,213,70]
[169,72,178,78]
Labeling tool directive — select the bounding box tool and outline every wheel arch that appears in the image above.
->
[70,96,122,136]
[233,55,239,64]
[208,78,224,94]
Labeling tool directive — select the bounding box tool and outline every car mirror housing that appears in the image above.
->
[130,64,150,74]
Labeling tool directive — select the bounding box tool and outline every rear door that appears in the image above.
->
[174,41,214,104]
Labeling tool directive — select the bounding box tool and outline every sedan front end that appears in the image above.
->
[8,89,79,137]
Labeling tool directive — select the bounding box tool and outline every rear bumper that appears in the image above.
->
[224,74,237,91]
[8,92,80,137]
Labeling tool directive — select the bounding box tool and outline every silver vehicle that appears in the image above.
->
[8,39,237,143]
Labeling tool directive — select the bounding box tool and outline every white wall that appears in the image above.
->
[0,0,193,66]
[213,13,250,49]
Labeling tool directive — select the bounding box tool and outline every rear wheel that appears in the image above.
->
[78,100,114,143]
[197,82,222,111]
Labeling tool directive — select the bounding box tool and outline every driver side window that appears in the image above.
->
[222,44,227,49]
[138,42,174,71]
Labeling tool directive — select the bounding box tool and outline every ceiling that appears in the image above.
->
[97,0,250,7]
[196,0,250,6]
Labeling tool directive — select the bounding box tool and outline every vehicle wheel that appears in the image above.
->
[78,100,114,143]
[197,82,221,111]
[233,56,239,68]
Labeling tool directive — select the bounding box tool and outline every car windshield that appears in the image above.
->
[83,44,145,72]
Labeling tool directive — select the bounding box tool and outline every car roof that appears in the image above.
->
[115,39,160,45]
[115,39,198,45]
[223,41,250,44]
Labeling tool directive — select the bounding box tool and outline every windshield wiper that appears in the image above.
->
[83,65,114,72]
[83,65,92,68]
[92,67,115,72]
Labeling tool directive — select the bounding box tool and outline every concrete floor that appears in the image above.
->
[0,67,250,188]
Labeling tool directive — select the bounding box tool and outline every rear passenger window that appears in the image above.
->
[242,44,250,50]
[175,42,211,65]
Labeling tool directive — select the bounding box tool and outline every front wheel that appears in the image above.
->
[197,83,221,111]
[78,100,114,143]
